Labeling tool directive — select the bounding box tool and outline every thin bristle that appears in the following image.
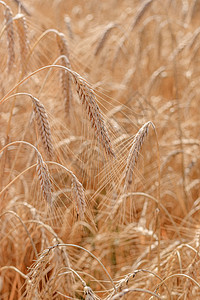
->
[36,153,52,205]
[32,96,53,159]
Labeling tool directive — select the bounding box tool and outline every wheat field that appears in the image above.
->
[0,0,200,299]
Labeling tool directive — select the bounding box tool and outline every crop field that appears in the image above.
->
[0,0,200,299]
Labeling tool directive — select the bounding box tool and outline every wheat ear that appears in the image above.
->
[95,22,117,56]
[71,176,86,220]
[4,5,15,72]
[56,33,73,115]
[36,153,52,205]
[72,73,115,157]
[32,96,53,159]
[124,121,154,191]
[15,13,29,72]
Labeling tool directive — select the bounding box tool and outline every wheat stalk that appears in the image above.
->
[4,5,15,72]
[72,73,115,157]
[36,152,52,205]
[32,96,53,159]
[71,176,86,220]
[124,121,154,191]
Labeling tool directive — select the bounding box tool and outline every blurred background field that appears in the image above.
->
[0,0,200,299]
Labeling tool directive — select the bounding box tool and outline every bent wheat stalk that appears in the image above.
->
[3,92,53,159]
[0,141,52,205]
[0,64,115,157]
[47,161,86,219]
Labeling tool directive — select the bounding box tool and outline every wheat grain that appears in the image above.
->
[36,153,52,205]
[32,96,53,159]
[4,5,15,72]
[71,176,86,220]
[124,121,154,191]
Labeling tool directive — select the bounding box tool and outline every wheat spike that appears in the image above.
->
[71,176,86,220]
[36,153,52,205]
[15,13,29,72]
[4,5,15,72]
[95,22,117,56]
[124,121,153,191]
[32,97,53,159]
[131,0,153,30]
[56,33,73,116]
[72,73,115,157]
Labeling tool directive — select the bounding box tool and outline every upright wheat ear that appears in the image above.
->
[56,33,73,116]
[71,176,86,220]
[32,97,53,159]
[124,121,154,191]
[36,153,52,205]
[4,5,15,72]
[72,73,115,157]
[15,13,29,73]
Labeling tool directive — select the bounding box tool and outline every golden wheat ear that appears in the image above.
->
[36,152,52,205]
[71,176,86,220]
[15,13,29,73]
[32,96,53,159]
[4,5,15,72]
[72,72,115,157]
[124,121,154,191]
[56,33,73,116]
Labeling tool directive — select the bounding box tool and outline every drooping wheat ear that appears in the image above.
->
[15,13,29,72]
[4,5,15,72]
[32,96,53,159]
[36,153,52,205]
[56,32,69,57]
[124,121,154,191]
[72,73,115,157]
[71,175,86,220]
[95,22,117,56]
[56,33,73,115]
[131,0,153,30]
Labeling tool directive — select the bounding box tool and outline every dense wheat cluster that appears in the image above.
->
[0,0,200,299]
